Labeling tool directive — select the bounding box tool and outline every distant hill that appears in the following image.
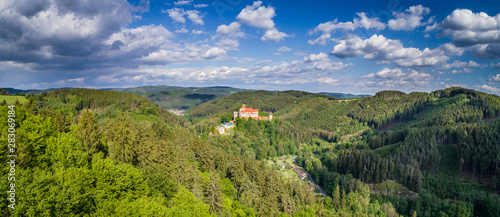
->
[0,87,62,95]
[318,92,371,98]
[110,85,250,110]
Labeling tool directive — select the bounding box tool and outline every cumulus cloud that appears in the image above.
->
[216,22,243,36]
[236,1,290,42]
[105,25,175,63]
[440,60,481,70]
[303,52,329,62]
[194,4,209,8]
[311,12,386,33]
[93,55,351,87]
[0,0,136,69]
[330,34,463,67]
[174,0,193,6]
[361,68,432,88]
[490,74,500,82]
[202,47,227,59]
[166,8,204,25]
[56,77,85,85]
[186,10,204,25]
[437,9,500,59]
[236,1,275,30]
[261,28,290,42]
[302,52,352,71]
[476,84,500,93]
[308,33,331,46]
[192,30,207,35]
[469,44,500,59]
[309,12,385,45]
[388,5,432,30]
[216,38,239,51]
[278,46,292,52]
[493,62,500,69]
[175,28,189,33]
[166,8,186,23]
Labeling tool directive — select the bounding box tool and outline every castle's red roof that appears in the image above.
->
[240,107,258,113]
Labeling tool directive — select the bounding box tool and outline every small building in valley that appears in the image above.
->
[292,167,307,179]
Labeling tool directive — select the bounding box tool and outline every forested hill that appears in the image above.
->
[188,87,500,216]
[186,90,338,118]
[0,88,401,216]
[110,85,248,110]
[1,87,500,216]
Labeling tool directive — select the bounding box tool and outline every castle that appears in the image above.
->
[234,105,272,120]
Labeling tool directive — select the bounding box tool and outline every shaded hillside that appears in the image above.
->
[318,92,371,99]
[111,85,248,110]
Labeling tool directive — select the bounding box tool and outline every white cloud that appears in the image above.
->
[362,68,406,79]
[175,28,188,33]
[318,77,340,85]
[311,12,386,33]
[166,8,204,25]
[303,52,329,62]
[202,47,227,59]
[493,62,500,69]
[361,68,432,88]
[192,30,206,35]
[106,25,174,52]
[309,12,385,45]
[439,68,475,74]
[0,0,135,70]
[490,74,500,82]
[174,0,193,6]
[476,84,500,93]
[216,38,239,51]
[330,34,463,67]
[308,33,331,46]
[236,1,290,42]
[302,52,352,71]
[388,5,431,30]
[56,77,85,85]
[216,22,242,36]
[194,4,209,8]
[441,82,470,89]
[255,60,271,65]
[167,8,186,23]
[440,60,481,70]
[438,9,500,59]
[261,28,290,42]
[278,46,292,52]
[469,44,500,59]
[186,10,204,25]
[236,1,275,30]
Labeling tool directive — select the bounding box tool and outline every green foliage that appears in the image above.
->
[1,86,499,216]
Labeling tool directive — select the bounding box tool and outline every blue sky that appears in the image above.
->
[1,0,500,95]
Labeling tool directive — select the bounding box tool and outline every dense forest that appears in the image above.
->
[1,87,499,216]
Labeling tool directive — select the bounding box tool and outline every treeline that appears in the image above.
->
[187,90,336,118]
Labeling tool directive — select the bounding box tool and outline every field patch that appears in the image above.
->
[0,95,27,105]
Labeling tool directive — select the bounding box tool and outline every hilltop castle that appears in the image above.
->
[234,104,272,120]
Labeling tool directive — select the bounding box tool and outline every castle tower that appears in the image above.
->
[233,111,238,120]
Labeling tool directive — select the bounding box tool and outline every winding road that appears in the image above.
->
[293,155,330,197]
